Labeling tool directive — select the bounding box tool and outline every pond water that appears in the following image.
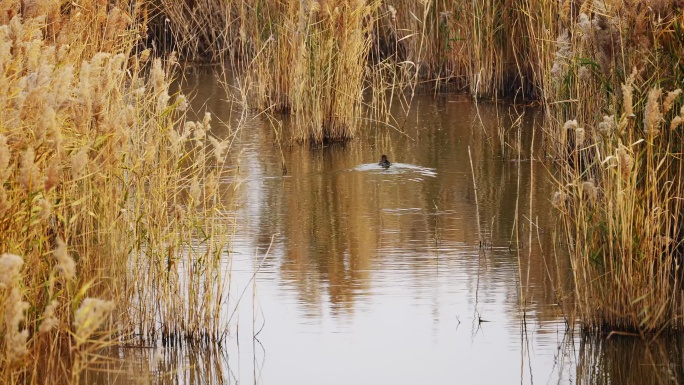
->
[86,70,684,384]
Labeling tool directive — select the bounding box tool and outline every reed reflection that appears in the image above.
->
[178,72,579,385]
[576,333,684,385]
[182,67,573,327]
[228,94,569,325]
[83,344,230,385]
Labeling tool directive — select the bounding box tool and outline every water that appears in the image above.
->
[85,70,684,384]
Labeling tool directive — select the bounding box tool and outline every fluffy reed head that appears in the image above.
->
[644,87,663,135]
[575,127,586,148]
[71,148,88,180]
[617,145,634,181]
[598,115,614,136]
[551,191,566,209]
[621,68,638,118]
[581,180,598,201]
[38,300,59,334]
[663,89,682,114]
[73,298,115,344]
[5,287,30,363]
[53,237,75,280]
[0,253,23,288]
[18,146,41,190]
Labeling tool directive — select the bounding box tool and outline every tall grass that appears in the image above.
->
[547,1,684,332]
[152,1,552,142]
[543,0,684,136]
[240,0,380,143]
[0,2,234,383]
[553,79,684,332]
[154,0,237,60]
[379,0,518,96]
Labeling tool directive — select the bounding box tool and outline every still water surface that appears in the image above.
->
[89,70,684,384]
[195,71,568,385]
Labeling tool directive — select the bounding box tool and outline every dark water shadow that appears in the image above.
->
[575,333,684,385]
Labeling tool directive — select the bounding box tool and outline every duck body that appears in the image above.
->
[378,155,391,169]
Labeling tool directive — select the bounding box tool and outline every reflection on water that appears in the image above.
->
[99,69,684,384]
[83,345,230,384]
[577,333,684,385]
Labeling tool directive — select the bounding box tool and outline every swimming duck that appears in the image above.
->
[378,155,391,169]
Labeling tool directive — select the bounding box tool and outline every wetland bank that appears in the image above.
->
[1,1,684,384]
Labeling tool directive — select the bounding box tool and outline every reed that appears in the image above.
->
[154,0,238,60]
[543,0,684,143]
[545,0,684,332]
[241,0,380,143]
[553,80,684,331]
[0,2,235,384]
[151,1,551,142]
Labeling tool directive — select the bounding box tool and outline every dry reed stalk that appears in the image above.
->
[156,0,235,60]
[467,146,482,246]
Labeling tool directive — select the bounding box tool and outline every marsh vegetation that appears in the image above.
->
[0,0,683,383]
[0,3,234,383]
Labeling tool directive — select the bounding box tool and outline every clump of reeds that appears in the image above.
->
[242,0,379,144]
[553,77,684,331]
[370,0,535,96]
[542,0,684,332]
[154,0,237,60]
[148,1,610,142]
[544,0,684,150]
[291,0,379,143]
[0,3,236,384]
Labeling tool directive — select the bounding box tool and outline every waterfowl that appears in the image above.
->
[378,155,391,169]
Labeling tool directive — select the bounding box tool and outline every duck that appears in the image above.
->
[378,155,391,169]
